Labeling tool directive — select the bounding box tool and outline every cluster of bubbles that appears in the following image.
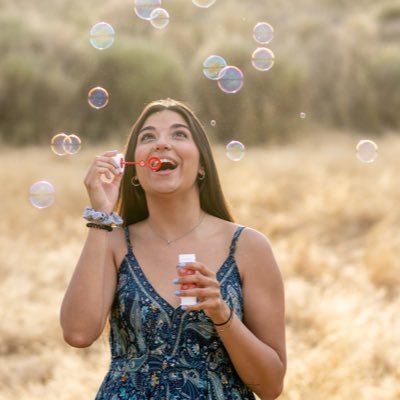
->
[30,3,379,209]
[202,21,275,96]
[252,22,275,72]
[51,133,82,156]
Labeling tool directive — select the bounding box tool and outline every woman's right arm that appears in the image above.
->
[60,150,122,348]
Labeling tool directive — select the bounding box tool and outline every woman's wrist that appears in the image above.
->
[212,302,233,326]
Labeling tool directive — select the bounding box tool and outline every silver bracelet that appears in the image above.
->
[83,207,123,226]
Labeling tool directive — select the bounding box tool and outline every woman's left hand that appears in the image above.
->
[174,262,231,324]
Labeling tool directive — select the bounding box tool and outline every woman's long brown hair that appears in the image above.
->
[116,99,234,226]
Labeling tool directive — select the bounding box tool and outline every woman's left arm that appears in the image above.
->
[177,228,286,399]
[213,228,286,399]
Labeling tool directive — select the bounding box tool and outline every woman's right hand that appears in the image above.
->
[83,150,123,213]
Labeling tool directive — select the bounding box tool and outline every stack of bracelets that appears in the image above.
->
[83,207,124,232]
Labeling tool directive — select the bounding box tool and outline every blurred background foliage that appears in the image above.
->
[1,0,400,146]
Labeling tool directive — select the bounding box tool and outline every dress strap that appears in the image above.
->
[123,226,134,255]
[228,225,245,258]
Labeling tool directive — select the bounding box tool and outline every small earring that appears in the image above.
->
[131,176,141,187]
[198,171,206,181]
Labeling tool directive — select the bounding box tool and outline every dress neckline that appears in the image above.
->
[120,225,245,312]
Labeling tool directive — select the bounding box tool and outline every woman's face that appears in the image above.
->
[134,109,202,196]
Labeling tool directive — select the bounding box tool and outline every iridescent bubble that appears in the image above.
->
[51,133,68,156]
[192,0,217,8]
[253,22,274,44]
[217,66,244,94]
[134,0,162,20]
[356,139,378,163]
[88,87,109,109]
[226,140,245,161]
[251,47,275,71]
[64,134,82,155]
[89,22,115,50]
[150,8,170,29]
[210,120,216,127]
[203,55,227,80]
[29,180,55,209]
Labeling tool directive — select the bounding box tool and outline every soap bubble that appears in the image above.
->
[226,140,245,161]
[64,134,82,155]
[89,22,115,50]
[134,0,162,20]
[356,139,378,163]
[192,0,217,8]
[203,55,227,80]
[29,180,55,209]
[150,8,170,29]
[300,112,306,119]
[88,87,109,109]
[51,133,68,156]
[217,66,244,94]
[251,47,275,71]
[253,22,274,44]
[210,120,216,127]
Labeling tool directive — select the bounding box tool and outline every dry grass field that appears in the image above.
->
[1,131,400,399]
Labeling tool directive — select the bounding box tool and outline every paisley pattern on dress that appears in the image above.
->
[95,225,256,400]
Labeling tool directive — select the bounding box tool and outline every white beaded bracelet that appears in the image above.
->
[83,207,123,226]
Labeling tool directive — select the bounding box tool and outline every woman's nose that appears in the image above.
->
[154,141,171,151]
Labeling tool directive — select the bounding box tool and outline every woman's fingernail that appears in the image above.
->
[174,290,181,296]
[177,262,186,268]
[181,305,188,310]
[172,278,179,284]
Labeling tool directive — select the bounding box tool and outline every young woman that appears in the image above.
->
[60,99,286,399]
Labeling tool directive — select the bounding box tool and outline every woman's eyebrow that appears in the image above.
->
[138,125,156,134]
[139,123,190,134]
[170,123,190,130]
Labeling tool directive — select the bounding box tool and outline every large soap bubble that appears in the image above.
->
[203,55,227,80]
[29,180,55,209]
[89,22,115,50]
[253,22,274,44]
[251,47,275,71]
[134,0,162,20]
[217,66,244,94]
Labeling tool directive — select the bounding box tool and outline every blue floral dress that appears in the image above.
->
[95,225,256,400]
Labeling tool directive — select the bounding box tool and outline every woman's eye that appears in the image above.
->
[139,133,155,142]
[174,130,188,139]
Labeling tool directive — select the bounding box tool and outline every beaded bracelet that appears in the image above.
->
[86,222,113,232]
[213,305,234,326]
[83,207,123,226]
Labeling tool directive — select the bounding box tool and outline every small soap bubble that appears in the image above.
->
[226,140,245,161]
[134,0,162,20]
[88,87,109,109]
[192,0,217,8]
[51,133,68,156]
[253,22,274,44]
[217,66,244,94]
[251,47,275,71]
[89,22,115,50]
[300,112,306,119]
[29,180,55,209]
[64,134,82,155]
[210,120,216,127]
[150,8,170,29]
[356,139,378,163]
[203,55,227,80]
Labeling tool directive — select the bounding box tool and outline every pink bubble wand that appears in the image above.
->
[112,153,161,173]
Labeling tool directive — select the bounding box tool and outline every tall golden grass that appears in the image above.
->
[1,132,399,399]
